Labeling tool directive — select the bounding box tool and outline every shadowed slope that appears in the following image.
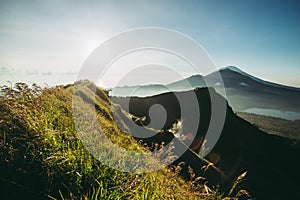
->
[113,87,300,200]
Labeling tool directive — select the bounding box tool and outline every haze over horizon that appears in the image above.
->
[0,0,299,87]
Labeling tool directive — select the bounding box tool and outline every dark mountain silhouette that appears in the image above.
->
[110,66,300,120]
[112,88,300,200]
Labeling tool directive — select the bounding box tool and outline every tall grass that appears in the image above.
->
[0,82,228,199]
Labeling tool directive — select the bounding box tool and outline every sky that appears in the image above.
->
[0,0,300,87]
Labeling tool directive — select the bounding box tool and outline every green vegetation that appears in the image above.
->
[237,112,300,141]
[0,81,226,199]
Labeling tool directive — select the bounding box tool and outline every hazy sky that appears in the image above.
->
[0,0,299,87]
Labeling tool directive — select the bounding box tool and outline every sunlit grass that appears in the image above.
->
[0,81,228,199]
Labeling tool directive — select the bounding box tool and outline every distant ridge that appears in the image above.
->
[110,66,300,120]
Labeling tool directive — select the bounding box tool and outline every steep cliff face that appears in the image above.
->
[113,87,300,200]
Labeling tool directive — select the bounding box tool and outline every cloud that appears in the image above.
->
[0,66,14,75]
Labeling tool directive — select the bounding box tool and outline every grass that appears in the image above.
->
[0,81,231,199]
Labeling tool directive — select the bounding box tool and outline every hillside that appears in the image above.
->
[2,81,300,199]
[237,112,300,140]
[0,81,229,200]
[113,88,300,200]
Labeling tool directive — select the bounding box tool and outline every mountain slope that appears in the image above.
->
[223,66,300,91]
[208,67,300,115]
[0,81,224,200]
[110,66,300,120]
[113,88,300,200]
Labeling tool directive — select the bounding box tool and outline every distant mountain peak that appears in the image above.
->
[224,66,244,73]
[222,66,255,78]
[221,65,300,91]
